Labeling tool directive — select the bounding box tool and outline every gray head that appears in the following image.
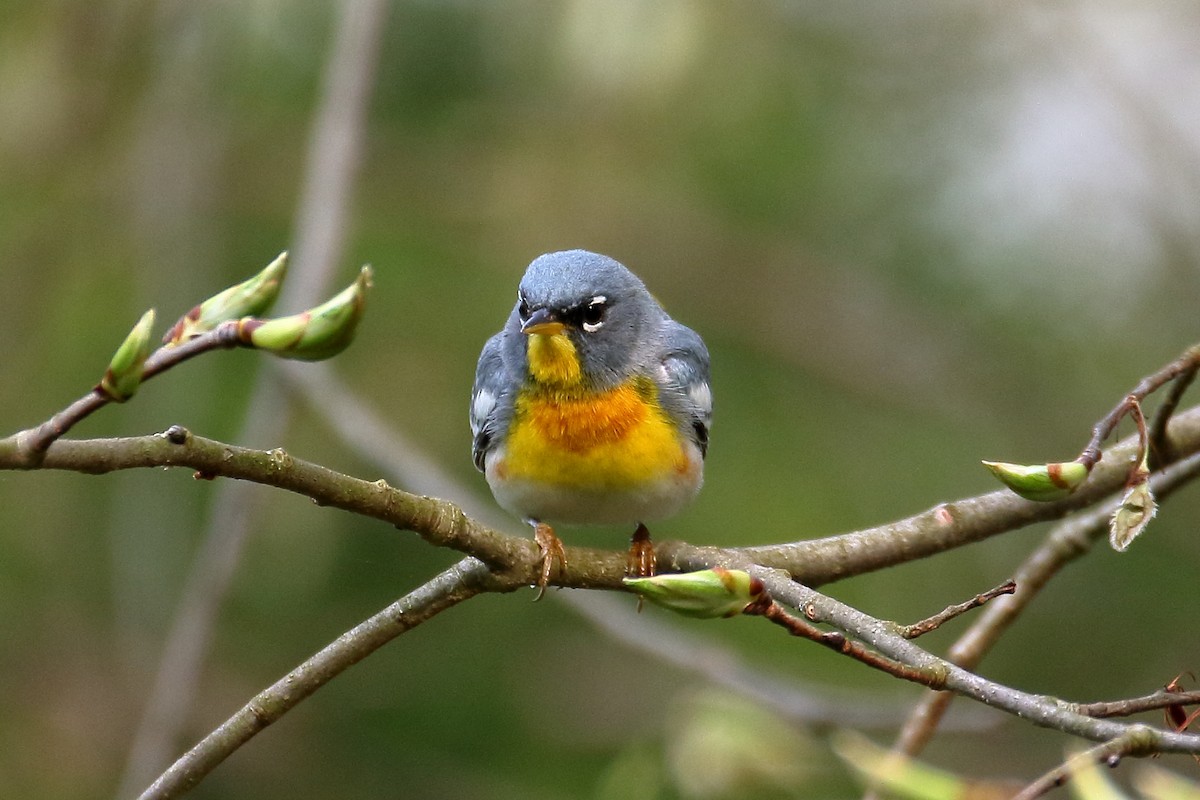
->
[507,250,664,388]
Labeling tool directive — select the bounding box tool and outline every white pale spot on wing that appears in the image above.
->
[471,388,496,435]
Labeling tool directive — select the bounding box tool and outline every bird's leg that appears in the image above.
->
[626,523,656,578]
[532,521,566,601]
[627,523,657,612]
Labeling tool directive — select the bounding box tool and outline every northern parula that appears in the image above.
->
[470,250,712,594]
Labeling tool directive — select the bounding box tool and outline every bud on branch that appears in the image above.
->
[981,459,1090,502]
[236,265,372,361]
[624,568,764,618]
[164,252,287,345]
[97,309,156,402]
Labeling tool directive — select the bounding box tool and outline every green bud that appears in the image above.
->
[238,265,371,361]
[981,459,1090,502]
[164,252,288,344]
[623,567,763,619]
[98,309,156,402]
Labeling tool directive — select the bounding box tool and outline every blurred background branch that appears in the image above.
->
[115,2,387,796]
[139,555,500,800]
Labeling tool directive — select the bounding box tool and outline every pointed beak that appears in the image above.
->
[521,307,566,335]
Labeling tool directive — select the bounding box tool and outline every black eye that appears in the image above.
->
[581,298,606,330]
[517,294,530,321]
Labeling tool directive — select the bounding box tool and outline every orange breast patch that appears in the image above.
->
[504,380,688,489]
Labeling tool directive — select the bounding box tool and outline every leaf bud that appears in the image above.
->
[238,265,371,361]
[98,309,156,402]
[623,567,763,619]
[981,459,1089,502]
[164,252,287,344]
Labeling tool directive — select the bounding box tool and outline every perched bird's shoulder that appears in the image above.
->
[659,318,710,378]
[470,331,517,471]
[652,318,712,455]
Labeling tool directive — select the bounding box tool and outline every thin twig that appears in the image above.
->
[900,579,1017,639]
[15,324,244,461]
[743,569,1200,756]
[1012,730,1159,800]
[1079,345,1200,469]
[881,449,1200,763]
[564,590,979,729]
[138,558,509,800]
[1149,350,1200,466]
[1076,689,1200,719]
[744,595,947,688]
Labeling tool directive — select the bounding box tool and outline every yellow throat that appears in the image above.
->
[526,332,582,387]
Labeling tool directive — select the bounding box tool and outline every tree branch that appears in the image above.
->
[561,590,970,729]
[0,428,553,582]
[13,325,243,463]
[1076,688,1200,720]
[663,404,1200,586]
[5,377,1200,797]
[899,579,1017,639]
[743,569,1200,756]
[138,557,511,800]
[1149,355,1199,466]
[744,593,948,688]
[280,363,963,729]
[1077,345,1200,469]
[884,447,1200,760]
[9,403,1200,595]
[1012,731,1156,800]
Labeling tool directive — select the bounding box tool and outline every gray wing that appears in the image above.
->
[470,332,512,472]
[658,321,712,457]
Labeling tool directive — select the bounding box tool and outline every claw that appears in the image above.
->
[627,523,656,578]
[532,522,566,601]
[627,524,657,612]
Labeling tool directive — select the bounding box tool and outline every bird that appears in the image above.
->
[470,249,712,596]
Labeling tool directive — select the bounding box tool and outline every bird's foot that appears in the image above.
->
[532,522,566,601]
[626,523,657,578]
[627,524,657,612]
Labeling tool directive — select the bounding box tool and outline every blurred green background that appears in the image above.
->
[3,2,1200,798]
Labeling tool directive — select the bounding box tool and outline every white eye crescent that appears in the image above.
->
[582,296,606,332]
